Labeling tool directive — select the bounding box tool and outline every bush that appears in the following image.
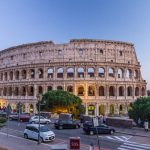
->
[0,117,7,124]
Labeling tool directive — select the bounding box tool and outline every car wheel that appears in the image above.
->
[59,126,63,130]
[24,133,28,139]
[89,131,94,135]
[110,130,114,135]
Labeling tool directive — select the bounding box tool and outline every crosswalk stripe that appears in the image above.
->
[121,136,131,140]
[124,142,150,149]
[114,136,125,142]
[118,148,130,150]
[106,136,114,140]
[121,145,145,150]
[126,141,150,147]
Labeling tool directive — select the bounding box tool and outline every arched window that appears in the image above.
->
[109,104,114,115]
[135,87,139,96]
[134,70,138,79]
[4,72,7,81]
[99,86,105,96]
[3,87,7,96]
[15,71,19,80]
[88,68,94,78]
[8,87,12,96]
[21,70,27,79]
[109,68,114,77]
[38,68,43,79]
[47,86,52,91]
[21,86,26,96]
[57,86,63,90]
[29,104,34,113]
[38,86,43,94]
[142,87,145,96]
[28,86,34,96]
[127,86,132,96]
[0,73,3,81]
[118,68,123,78]
[98,68,105,78]
[126,69,132,79]
[57,68,63,78]
[48,68,53,78]
[14,87,19,96]
[9,71,13,80]
[67,86,73,93]
[119,86,124,96]
[78,68,84,78]
[109,86,115,96]
[119,105,123,112]
[88,85,95,96]
[67,68,74,78]
[78,86,84,96]
[30,69,35,79]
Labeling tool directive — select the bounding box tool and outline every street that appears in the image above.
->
[0,120,150,150]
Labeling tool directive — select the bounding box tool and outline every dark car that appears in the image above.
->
[20,114,30,122]
[83,121,115,135]
[54,119,80,129]
[9,113,30,122]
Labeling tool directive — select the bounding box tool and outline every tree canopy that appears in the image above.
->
[128,97,150,124]
[37,90,85,117]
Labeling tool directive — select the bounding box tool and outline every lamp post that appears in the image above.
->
[37,94,45,144]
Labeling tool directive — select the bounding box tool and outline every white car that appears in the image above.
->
[29,116,51,124]
[24,124,55,142]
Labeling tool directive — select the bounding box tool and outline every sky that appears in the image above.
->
[0,0,150,89]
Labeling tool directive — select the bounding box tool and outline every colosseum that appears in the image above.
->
[0,39,147,116]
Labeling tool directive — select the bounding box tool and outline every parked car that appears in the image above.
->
[83,121,115,135]
[9,113,18,120]
[54,119,80,129]
[20,114,30,122]
[24,124,55,142]
[35,112,51,119]
[9,113,30,122]
[29,116,51,124]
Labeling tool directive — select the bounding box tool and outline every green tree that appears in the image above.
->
[128,97,150,124]
[37,90,85,118]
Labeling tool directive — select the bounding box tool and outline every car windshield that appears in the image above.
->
[40,126,50,132]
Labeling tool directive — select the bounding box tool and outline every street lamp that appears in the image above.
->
[36,94,45,144]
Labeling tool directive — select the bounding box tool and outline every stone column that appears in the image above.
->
[85,103,88,115]
[115,104,119,116]
[96,103,99,116]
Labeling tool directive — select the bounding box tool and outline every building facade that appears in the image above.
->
[0,39,147,115]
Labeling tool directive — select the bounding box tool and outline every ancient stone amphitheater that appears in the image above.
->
[0,39,147,115]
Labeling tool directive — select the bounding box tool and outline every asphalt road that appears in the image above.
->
[0,119,150,150]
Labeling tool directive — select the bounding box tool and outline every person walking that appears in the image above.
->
[144,120,149,131]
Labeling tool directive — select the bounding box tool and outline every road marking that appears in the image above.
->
[99,136,132,142]
[117,141,150,150]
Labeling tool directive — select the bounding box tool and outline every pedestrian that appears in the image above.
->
[138,118,141,127]
[144,119,149,131]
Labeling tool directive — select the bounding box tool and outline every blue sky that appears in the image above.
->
[0,0,150,89]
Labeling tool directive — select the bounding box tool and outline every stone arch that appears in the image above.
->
[4,72,8,81]
[67,68,74,78]
[21,86,26,96]
[77,86,84,96]
[135,87,139,96]
[77,67,84,78]
[67,85,73,93]
[99,86,105,96]
[28,86,34,96]
[99,104,105,115]
[118,68,123,78]
[38,68,43,79]
[127,86,132,96]
[109,104,114,115]
[47,86,53,91]
[98,67,105,78]
[88,85,95,96]
[14,87,19,96]
[48,68,53,78]
[88,104,95,116]
[9,71,13,80]
[15,70,19,80]
[57,86,63,90]
[21,70,27,79]
[126,69,132,79]
[88,68,94,77]
[109,86,115,96]
[0,73,3,81]
[38,86,43,94]
[57,68,63,78]
[119,104,123,114]
[134,70,138,79]
[30,69,35,79]
[119,86,124,96]
[142,87,146,96]
[108,68,115,77]
[3,87,7,96]
[8,87,12,96]
[29,104,34,113]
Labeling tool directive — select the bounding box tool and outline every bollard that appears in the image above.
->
[89,143,94,150]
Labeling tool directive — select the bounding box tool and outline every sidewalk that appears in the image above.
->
[115,126,150,138]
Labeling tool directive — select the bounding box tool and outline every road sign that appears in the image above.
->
[92,117,99,127]
[70,137,80,150]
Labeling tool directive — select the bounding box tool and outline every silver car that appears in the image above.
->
[29,116,51,124]
[24,124,55,142]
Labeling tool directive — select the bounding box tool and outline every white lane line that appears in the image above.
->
[121,136,132,141]
[114,136,125,142]
[124,143,150,149]
[121,145,145,150]
[106,136,114,140]
[126,141,150,147]
[117,148,130,150]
